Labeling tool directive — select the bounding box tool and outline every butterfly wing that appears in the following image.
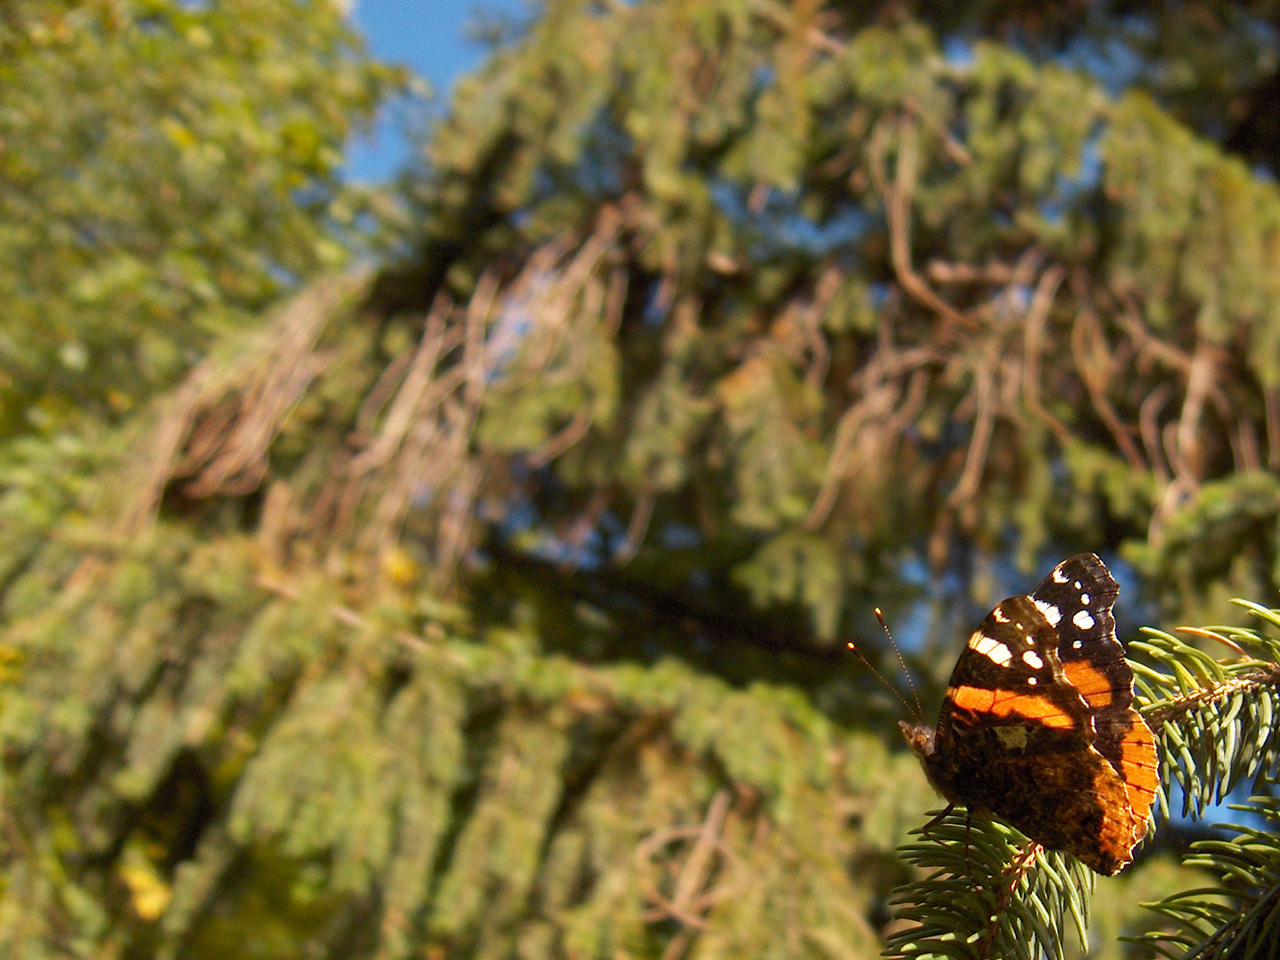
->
[926,584,1154,874]
[1031,553,1160,866]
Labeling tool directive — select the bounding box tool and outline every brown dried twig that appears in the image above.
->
[870,114,977,332]
[1020,264,1070,443]
[636,790,742,960]
[119,269,374,535]
[947,353,997,509]
[805,328,937,529]
[1069,290,1147,472]
[615,489,656,564]
[1173,340,1218,487]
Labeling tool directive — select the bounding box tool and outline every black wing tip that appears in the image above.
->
[1043,553,1119,595]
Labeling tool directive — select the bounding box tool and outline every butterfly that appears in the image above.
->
[899,554,1159,874]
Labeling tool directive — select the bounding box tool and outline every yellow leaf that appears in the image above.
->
[118,842,172,921]
[381,545,422,588]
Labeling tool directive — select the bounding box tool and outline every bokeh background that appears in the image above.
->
[3,1,1280,957]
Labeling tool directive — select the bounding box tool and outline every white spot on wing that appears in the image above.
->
[1072,639,1083,649]
[1022,650,1044,669]
[1074,580,1082,589]
[969,632,1013,666]
[1027,676,1038,685]
[1080,593,1090,605]
[1053,567,1069,583]
[1073,609,1095,630]
[1033,599,1061,627]
[993,608,1008,622]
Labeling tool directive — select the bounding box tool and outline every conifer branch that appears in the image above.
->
[1133,792,1280,959]
[883,807,1093,960]
[1132,602,1280,818]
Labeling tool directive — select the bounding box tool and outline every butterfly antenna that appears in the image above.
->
[846,607,922,722]
[875,607,925,721]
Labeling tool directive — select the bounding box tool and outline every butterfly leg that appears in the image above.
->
[998,841,1043,904]
[919,803,954,838]
[963,807,975,888]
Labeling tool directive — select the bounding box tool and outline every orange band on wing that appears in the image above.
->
[1119,724,1160,806]
[1062,660,1118,709]
[950,684,1076,728]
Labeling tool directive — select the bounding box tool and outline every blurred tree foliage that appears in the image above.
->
[5,0,1280,958]
[0,0,403,438]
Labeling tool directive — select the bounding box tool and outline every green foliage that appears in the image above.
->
[385,0,1280,637]
[1126,473,1280,627]
[1133,607,1280,817]
[1103,91,1280,352]
[1139,793,1280,959]
[8,0,1280,958]
[887,810,1094,960]
[0,0,403,438]
[733,530,842,640]
[0,505,889,958]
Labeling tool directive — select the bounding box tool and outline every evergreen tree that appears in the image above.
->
[5,1,1280,958]
[0,0,402,438]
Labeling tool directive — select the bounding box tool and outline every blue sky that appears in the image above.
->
[345,0,528,181]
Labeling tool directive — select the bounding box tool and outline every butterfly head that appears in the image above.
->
[899,719,936,760]
[900,718,963,803]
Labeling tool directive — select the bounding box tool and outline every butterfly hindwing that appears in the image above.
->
[1033,555,1160,848]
